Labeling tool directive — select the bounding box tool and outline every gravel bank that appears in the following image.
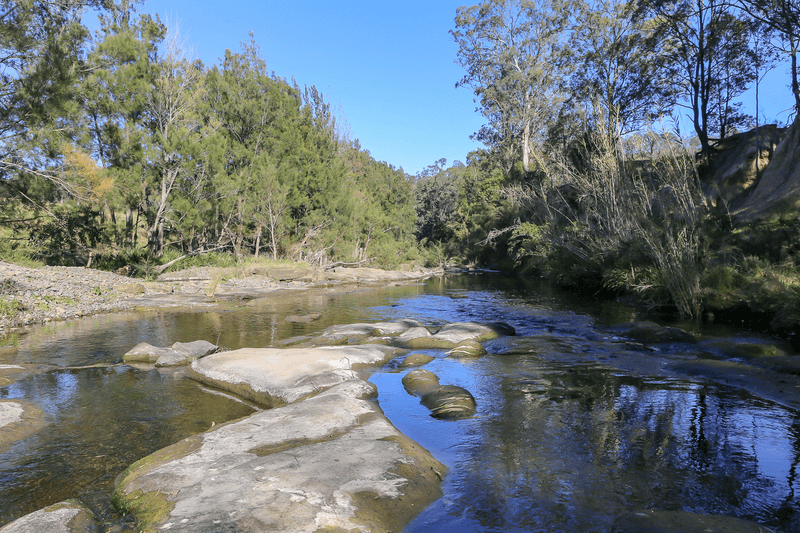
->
[0,262,442,338]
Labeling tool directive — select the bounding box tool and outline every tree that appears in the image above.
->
[0,0,105,192]
[452,0,572,175]
[568,0,673,139]
[142,27,211,253]
[80,2,166,245]
[640,0,758,154]
[730,0,800,114]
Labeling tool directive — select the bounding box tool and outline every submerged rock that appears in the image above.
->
[611,509,776,532]
[0,500,99,533]
[189,344,403,408]
[618,321,698,344]
[284,313,322,323]
[113,380,446,533]
[0,399,46,455]
[402,368,477,419]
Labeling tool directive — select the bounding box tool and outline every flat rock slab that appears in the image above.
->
[0,399,46,454]
[0,500,98,533]
[114,380,446,533]
[611,510,776,532]
[190,345,403,407]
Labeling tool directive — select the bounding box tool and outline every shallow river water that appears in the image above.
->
[0,274,798,532]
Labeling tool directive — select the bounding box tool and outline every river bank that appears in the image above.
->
[0,261,444,339]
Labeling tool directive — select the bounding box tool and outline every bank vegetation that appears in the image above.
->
[3,0,800,337]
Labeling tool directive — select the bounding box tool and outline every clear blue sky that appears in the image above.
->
[136,0,485,176]
[134,1,796,174]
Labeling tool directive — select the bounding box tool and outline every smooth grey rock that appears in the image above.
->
[321,319,424,339]
[189,345,403,407]
[399,353,435,368]
[435,322,512,343]
[123,342,171,364]
[0,500,98,533]
[114,380,446,533]
[402,369,477,420]
[154,349,193,367]
[396,326,433,343]
[172,340,217,358]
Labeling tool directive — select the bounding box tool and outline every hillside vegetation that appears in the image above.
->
[4,0,800,337]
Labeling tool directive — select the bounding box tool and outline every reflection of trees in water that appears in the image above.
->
[455,361,799,532]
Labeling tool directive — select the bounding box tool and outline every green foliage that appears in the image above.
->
[0,297,23,317]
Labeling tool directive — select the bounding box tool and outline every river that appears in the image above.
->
[0,273,798,532]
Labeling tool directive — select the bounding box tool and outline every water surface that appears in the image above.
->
[0,275,797,532]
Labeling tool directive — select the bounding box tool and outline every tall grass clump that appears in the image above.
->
[505,127,706,317]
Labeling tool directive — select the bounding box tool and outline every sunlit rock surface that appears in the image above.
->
[113,380,446,533]
[0,500,99,533]
[123,340,218,366]
[189,345,404,407]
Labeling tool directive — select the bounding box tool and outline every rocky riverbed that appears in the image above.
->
[0,261,443,338]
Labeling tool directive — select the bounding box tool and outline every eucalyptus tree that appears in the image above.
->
[568,0,673,141]
[639,0,758,155]
[730,0,800,113]
[452,0,573,175]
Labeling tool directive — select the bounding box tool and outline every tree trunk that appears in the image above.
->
[792,45,800,113]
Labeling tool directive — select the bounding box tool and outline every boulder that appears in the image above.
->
[189,345,403,408]
[402,369,477,420]
[396,326,433,344]
[124,340,218,366]
[122,342,173,364]
[401,369,441,395]
[113,380,446,533]
[398,353,435,368]
[321,319,425,340]
[0,500,99,533]
[154,349,193,368]
[446,340,487,358]
[399,321,514,349]
[611,510,776,533]
[172,340,218,358]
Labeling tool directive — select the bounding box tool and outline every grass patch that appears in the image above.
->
[0,297,23,317]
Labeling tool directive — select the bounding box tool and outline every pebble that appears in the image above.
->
[0,261,163,335]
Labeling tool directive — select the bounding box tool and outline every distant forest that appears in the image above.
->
[3,0,800,323]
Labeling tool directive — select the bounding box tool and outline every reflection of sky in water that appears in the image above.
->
[371,279,800,532]
[2,273,798,531]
